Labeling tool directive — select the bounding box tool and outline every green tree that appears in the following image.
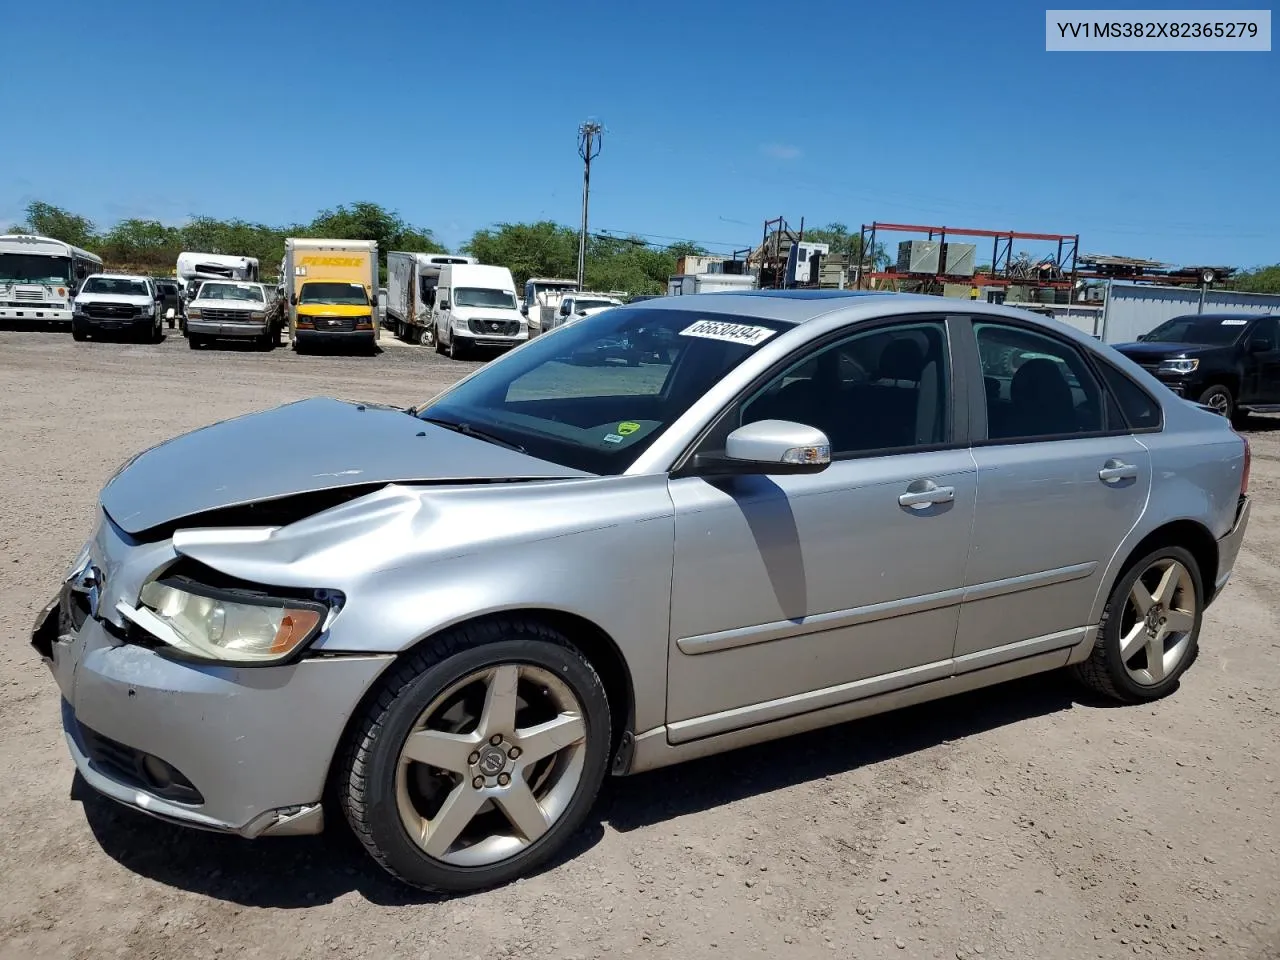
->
[1232,264,1280,294]
[307,201,443,254]
[463,221,579,287]
[12,201,97,248]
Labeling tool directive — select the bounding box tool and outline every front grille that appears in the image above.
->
[76,717,204,805]
[14,289,44,302]
[468,318,519,336]
[308,316,355,332]
[200,307,258,322]
[85,303,139,320]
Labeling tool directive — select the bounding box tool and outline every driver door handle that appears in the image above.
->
[899,480,955,510]
[1098,459,1138,484]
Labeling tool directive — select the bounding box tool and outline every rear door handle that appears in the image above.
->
[1098,459,1138,483]
[899,480,955,510]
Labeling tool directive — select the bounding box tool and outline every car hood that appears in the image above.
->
[101,397,589,536]
[76,294,152,306]
[1114,341,1227,360]
[192,298,262,310]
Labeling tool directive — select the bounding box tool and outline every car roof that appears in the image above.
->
[1173,311,1272,320]
[90,273,151,281]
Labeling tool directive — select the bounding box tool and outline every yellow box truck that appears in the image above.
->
[284,238,379,352]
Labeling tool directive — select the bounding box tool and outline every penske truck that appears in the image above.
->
[283,238,379,352]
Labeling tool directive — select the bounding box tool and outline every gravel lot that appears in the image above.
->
[1,327,1277,960]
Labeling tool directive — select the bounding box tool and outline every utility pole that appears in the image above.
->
[577,121,603,291]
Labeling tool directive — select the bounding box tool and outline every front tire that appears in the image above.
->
[338,618,611,893]
[1198,384,1234,419]
[72,324,88,342]
[1070,545,1203,703]
[449,334,469,361]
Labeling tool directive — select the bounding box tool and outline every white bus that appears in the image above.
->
[0,234,102,324]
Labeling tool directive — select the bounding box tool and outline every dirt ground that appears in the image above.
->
[0,327,1277,960]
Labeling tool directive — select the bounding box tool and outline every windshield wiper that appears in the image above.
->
[418,416,526,454]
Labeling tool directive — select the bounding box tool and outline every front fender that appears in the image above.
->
[171,476,677,734]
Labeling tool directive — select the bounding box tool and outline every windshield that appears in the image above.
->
[299,282,368,305]
[199,282,264,302]
[0,253,72,284]
[455,288,517,309]
[574,299,619,312]
[81,277,149,296]
[1143,315,1249,345]
[417,308,788,474]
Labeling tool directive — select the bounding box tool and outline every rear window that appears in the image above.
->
[1097,361,1162,430]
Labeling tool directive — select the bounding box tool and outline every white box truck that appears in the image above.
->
[667,273,757,296]
[283,238,379,352]
[386,251,477,344]
[431,263,525,360]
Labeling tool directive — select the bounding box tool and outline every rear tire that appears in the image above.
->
[1198,384,1234,419]
[1070,544,1203,703]
[337,618,611,893]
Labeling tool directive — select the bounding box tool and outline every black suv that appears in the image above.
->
[1114,312,1280,421]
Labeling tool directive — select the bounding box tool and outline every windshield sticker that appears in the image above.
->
[679,320,776,346]
[1221,319,1248,325]
[603,433,625,444]
[617,421,641,436]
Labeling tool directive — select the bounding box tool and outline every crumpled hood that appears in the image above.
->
[101,397,589,535]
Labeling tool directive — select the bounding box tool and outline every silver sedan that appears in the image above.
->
[34,292,1251,892]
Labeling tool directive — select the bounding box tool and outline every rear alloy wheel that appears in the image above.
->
[1071,545,1202,703]
[339,622,610,893]
[1198,384,1234,419]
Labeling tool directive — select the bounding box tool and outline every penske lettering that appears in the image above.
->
[300,256,364,267]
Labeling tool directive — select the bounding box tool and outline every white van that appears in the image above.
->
[433,264,525,360]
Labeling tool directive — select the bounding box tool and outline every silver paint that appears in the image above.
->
[42,293,1251,838]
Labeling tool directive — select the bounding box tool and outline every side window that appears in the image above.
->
[737,320,950,456]
[1096,360,1162,430]
[1249,317,1278,350]
[975,322,1104,441]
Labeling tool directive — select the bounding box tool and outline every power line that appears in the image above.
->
[595,228,748,251]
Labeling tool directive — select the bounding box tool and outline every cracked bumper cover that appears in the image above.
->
[36,607,392,837]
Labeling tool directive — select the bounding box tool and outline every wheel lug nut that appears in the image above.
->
[490,734,503,746]
[497,773,510,786]
[508,746,522,760]
[468,752,480,765]
[472,776,484,789]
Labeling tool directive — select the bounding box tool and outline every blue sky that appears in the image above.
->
[3,0,1276,267]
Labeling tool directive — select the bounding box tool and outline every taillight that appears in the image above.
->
[1234,430,1251,496]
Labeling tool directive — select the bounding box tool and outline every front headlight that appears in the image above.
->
[187,308,202,319]
[135,579,327,664]
[73,301,85,314]
[140,303,154,316]
[250,310,266,320]
[1158,358,1199,375]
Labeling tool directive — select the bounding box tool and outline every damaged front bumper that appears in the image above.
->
[33,572,392,838]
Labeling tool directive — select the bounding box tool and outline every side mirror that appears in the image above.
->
[520,303,529,315]
[694,420,831,476]
[371,294,379,307]
[1249,337,1273,353]
[290,293,298,306]
[440,299,450,310]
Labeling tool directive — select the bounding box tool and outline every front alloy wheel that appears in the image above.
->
[340,621,610,892]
